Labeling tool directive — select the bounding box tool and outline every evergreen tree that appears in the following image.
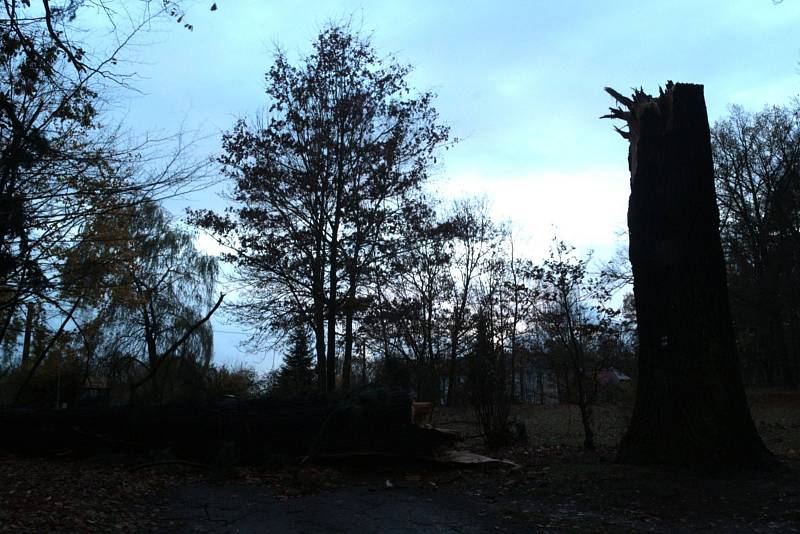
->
[277,326,315,395]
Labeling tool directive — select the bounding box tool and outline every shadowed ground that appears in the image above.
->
[1,390,798,532]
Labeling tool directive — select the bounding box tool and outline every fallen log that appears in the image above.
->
[0,388,458,464]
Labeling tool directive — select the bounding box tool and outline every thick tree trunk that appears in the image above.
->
[20,302,34,367]
[326,222,340,393]
[771,310,796,389]
[789,312,800,389]
[342,304,354,389]
[312,267,326,390]
[607,82,769,467]
[342,260,359,390]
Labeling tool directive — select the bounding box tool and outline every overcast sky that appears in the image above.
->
[99,0,800,370]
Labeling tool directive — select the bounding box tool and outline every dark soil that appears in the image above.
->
[1,390,798,532]
[144,454,800,533]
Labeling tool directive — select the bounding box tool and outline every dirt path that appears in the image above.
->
[150,463,800,533]
[2,448,799,532]
[155,484,517,533]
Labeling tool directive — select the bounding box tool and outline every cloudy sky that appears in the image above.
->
[97,0,800,369]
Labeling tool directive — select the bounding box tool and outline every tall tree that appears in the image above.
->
[501,235,539,402]
[364,204,453,401]
[467,300,511,448]
[605,82,769,467]
[191,24,449,392]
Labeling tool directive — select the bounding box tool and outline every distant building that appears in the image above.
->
[77,376,111,406]
[516,356,559,404]
[596,368,631,387]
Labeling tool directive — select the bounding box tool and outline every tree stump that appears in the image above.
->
[604,82,769,467]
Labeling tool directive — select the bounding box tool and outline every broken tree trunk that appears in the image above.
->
[604,82,769,467]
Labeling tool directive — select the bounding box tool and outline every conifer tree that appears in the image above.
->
[277,326,315,395]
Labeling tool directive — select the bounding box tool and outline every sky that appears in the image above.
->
[92,0,800,370]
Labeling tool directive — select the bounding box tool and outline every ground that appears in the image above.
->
[1,390,798,532]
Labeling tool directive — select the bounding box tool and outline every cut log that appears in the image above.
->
[604,82,770,468]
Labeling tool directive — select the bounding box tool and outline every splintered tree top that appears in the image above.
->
[602,81,699,178]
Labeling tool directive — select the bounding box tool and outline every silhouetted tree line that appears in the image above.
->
[0,1,233,406]
[188,24,638,453]
[0,6,637,429]
[2,2,794,451]
[712,103,800,388]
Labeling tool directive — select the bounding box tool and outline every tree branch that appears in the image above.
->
[131,292,225,392]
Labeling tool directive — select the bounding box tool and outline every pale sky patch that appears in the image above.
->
[433,167,629,260]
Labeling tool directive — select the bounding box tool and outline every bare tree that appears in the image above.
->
[445,199,499,405]
[534,240,617,450]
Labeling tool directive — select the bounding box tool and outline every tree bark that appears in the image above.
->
[20,302,34,367]
[342,240,362,390]
[312,260,327,389]
[326,215,341,393]
[607,82,769,467]
[342,281,355,389]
